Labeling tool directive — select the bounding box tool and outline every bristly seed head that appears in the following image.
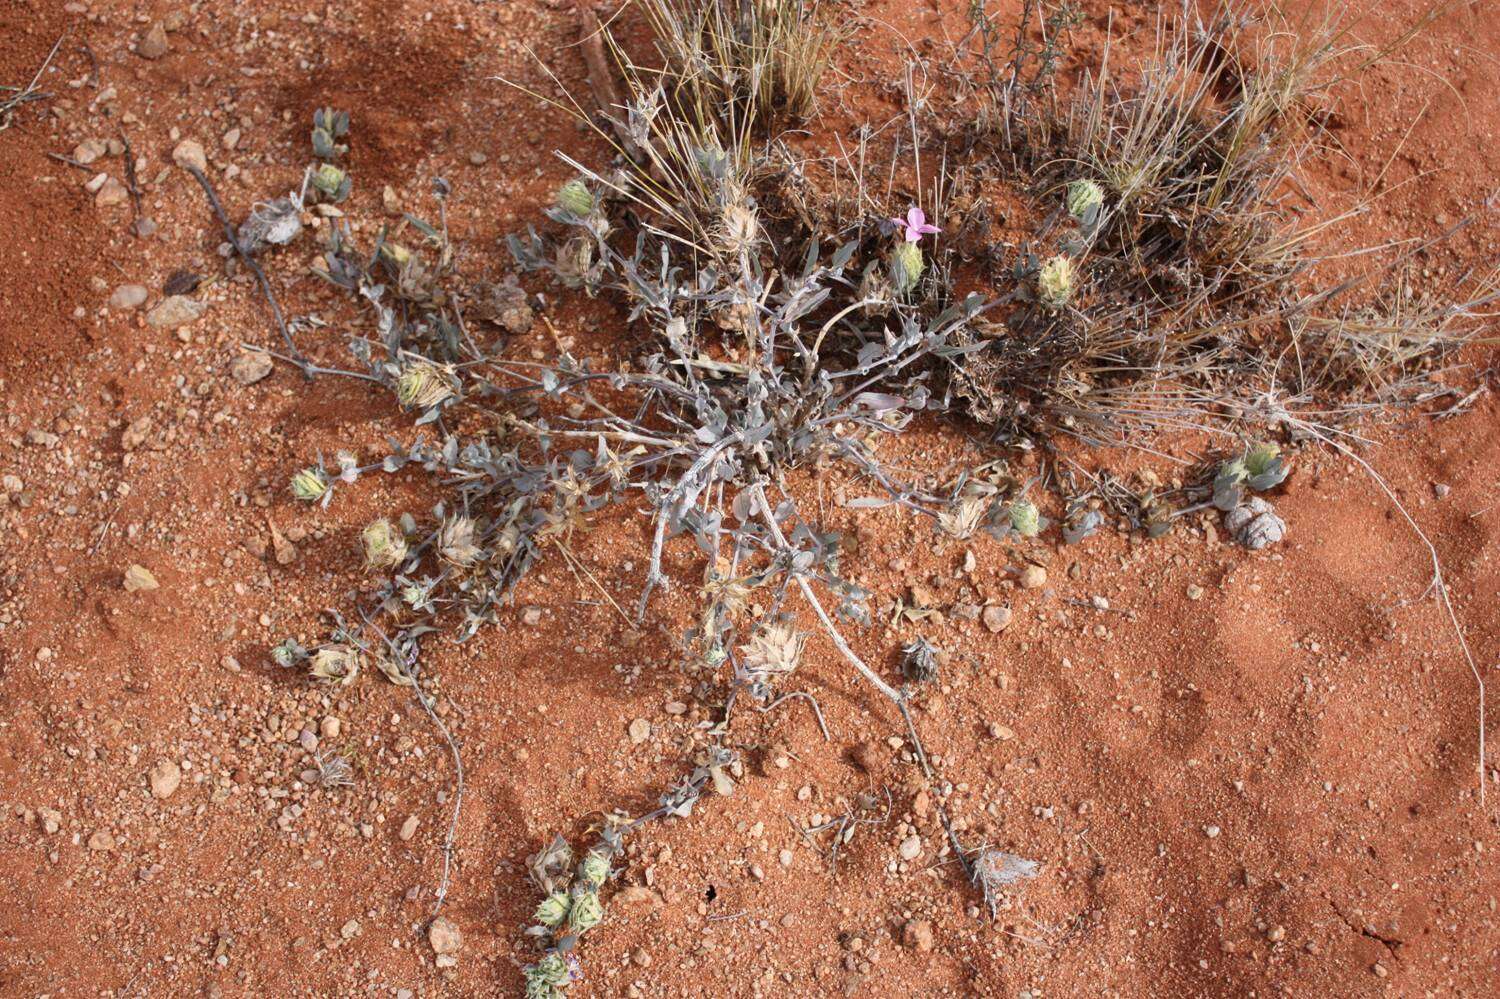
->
[361,518,408,570]
[1008,499,1042,537]
[532,891,571,929]
[1037,255,1075,308]
[395,362,454,410]
[567,887,604,934]
[1066,178,1104,222]
[717,202,760,256]
[890,241,924,294]
[555,178,595,217]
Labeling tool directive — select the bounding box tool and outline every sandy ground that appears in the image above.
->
[1,1,1497,996]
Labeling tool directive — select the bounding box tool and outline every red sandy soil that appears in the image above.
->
[1,1,1498,997]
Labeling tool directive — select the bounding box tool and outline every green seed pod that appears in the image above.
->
[533,891,571,929]
[889,241,924,294]
[1009,499,1042,537]
[567,888,604,934]
[290,467,329,502]
[1036,255,1075,308]
[395,362,453,410]
[555,179,595,217]
[1065,179,1104,221]
[578,849,611,887]
[361,518,408,570]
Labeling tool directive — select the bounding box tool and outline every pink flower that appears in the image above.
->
[890,205,941,244]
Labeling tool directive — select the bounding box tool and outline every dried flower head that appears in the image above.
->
[361,518,408,570]
[1037,255,1075,308]
[717,202,760,256]
[1065,178,1104,222]
[438,515,482,567]
[308,646,361,685]
[739,619,806,680]
[858,260,893,313]
[555,235,595,289]
[938,494,989,539]
[890,241,924,294]
[395,362,454,410]
[555,178,595,217]
[290,467,329,502]
[902,637,940,684]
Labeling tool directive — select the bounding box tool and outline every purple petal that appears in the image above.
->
[904,229,922,243]
[917,222,941,235]
[889,215,907,230]
[907,206,926,228]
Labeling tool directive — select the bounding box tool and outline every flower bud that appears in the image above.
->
[379,242,412,268]
[290,467,329,502]
[1066,179,1104,221]
[567,888,604,934]
[1036,255,1075,308]
[395,362,454,410]
[362,518,408,570]
[555,179,595,217]
[889,241,924,294]
[533,891,571,929]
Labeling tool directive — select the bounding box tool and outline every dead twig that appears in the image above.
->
[181,163,311,376]
[0,34,64,132]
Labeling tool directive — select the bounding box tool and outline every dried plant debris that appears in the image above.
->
[970,848,1041,918]
[1224,496,1287,550]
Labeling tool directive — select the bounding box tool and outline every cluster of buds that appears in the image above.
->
[522,951,577,999]
[395,361,455,411]
[361,518,408,570]
[1036,254,1075,308]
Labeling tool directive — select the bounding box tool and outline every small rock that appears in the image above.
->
[1433,482,1451,499]
[628,718,651,745]
[230,350,273,385]
[146,295,207,330]
[902,919,934,952]
[664,700,688,715]
[340,919,361,940]
[73,138,107,165]
[1186,584,1204,601]
[172,139,207,174]
[137,22,170,59]
[521,607,542,626]
[123,564,159,592]
[468,151,488,166]
[148,759,181,799]
[399,815,420,841]
[427,916,461,955]
[221,127,241,150]
[88,829,116,852]
[1204,824,1221,839]
[95,177,130,208]
[988,722,1016,741]
[109,284,148,310]
[38,807,61,835]
[320,716,341,739]
[899,835,922,861]
[614,886,662,909]
[1018,565,1047,589]
[982,605,1013,633]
